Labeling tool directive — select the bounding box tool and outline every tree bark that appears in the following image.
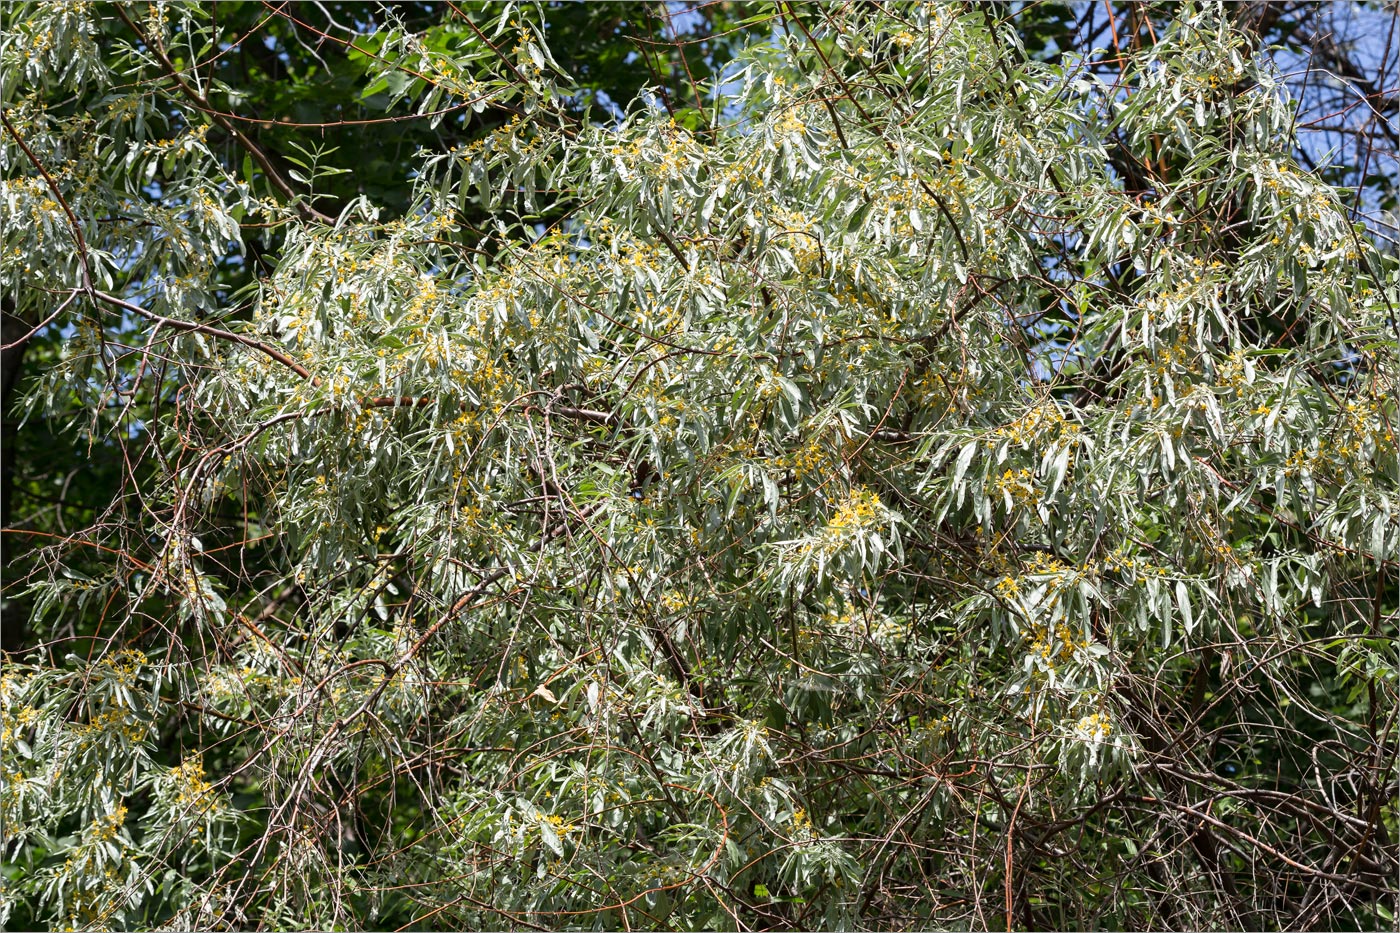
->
[1,294,31,653]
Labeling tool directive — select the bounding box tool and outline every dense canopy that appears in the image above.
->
[1,2,1397,930]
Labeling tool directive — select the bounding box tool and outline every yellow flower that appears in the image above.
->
[1075,712,1112,741]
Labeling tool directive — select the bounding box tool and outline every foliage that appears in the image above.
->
[2,2,1397,930]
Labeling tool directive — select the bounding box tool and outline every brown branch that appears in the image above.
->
[91,288,312,380]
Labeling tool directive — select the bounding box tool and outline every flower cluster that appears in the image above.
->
[828,486,885,534]
[994,467,1038,508]
[1074,712,1113,742]
[773,431,835,481]
[1026,621,1088,664]
[169,757,217,814]
[991,401,1075,448]
[88,803,127,843]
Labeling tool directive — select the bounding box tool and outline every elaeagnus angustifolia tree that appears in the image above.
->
[2,2,1396,930]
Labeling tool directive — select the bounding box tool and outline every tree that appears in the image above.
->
[1,2,1396,930]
